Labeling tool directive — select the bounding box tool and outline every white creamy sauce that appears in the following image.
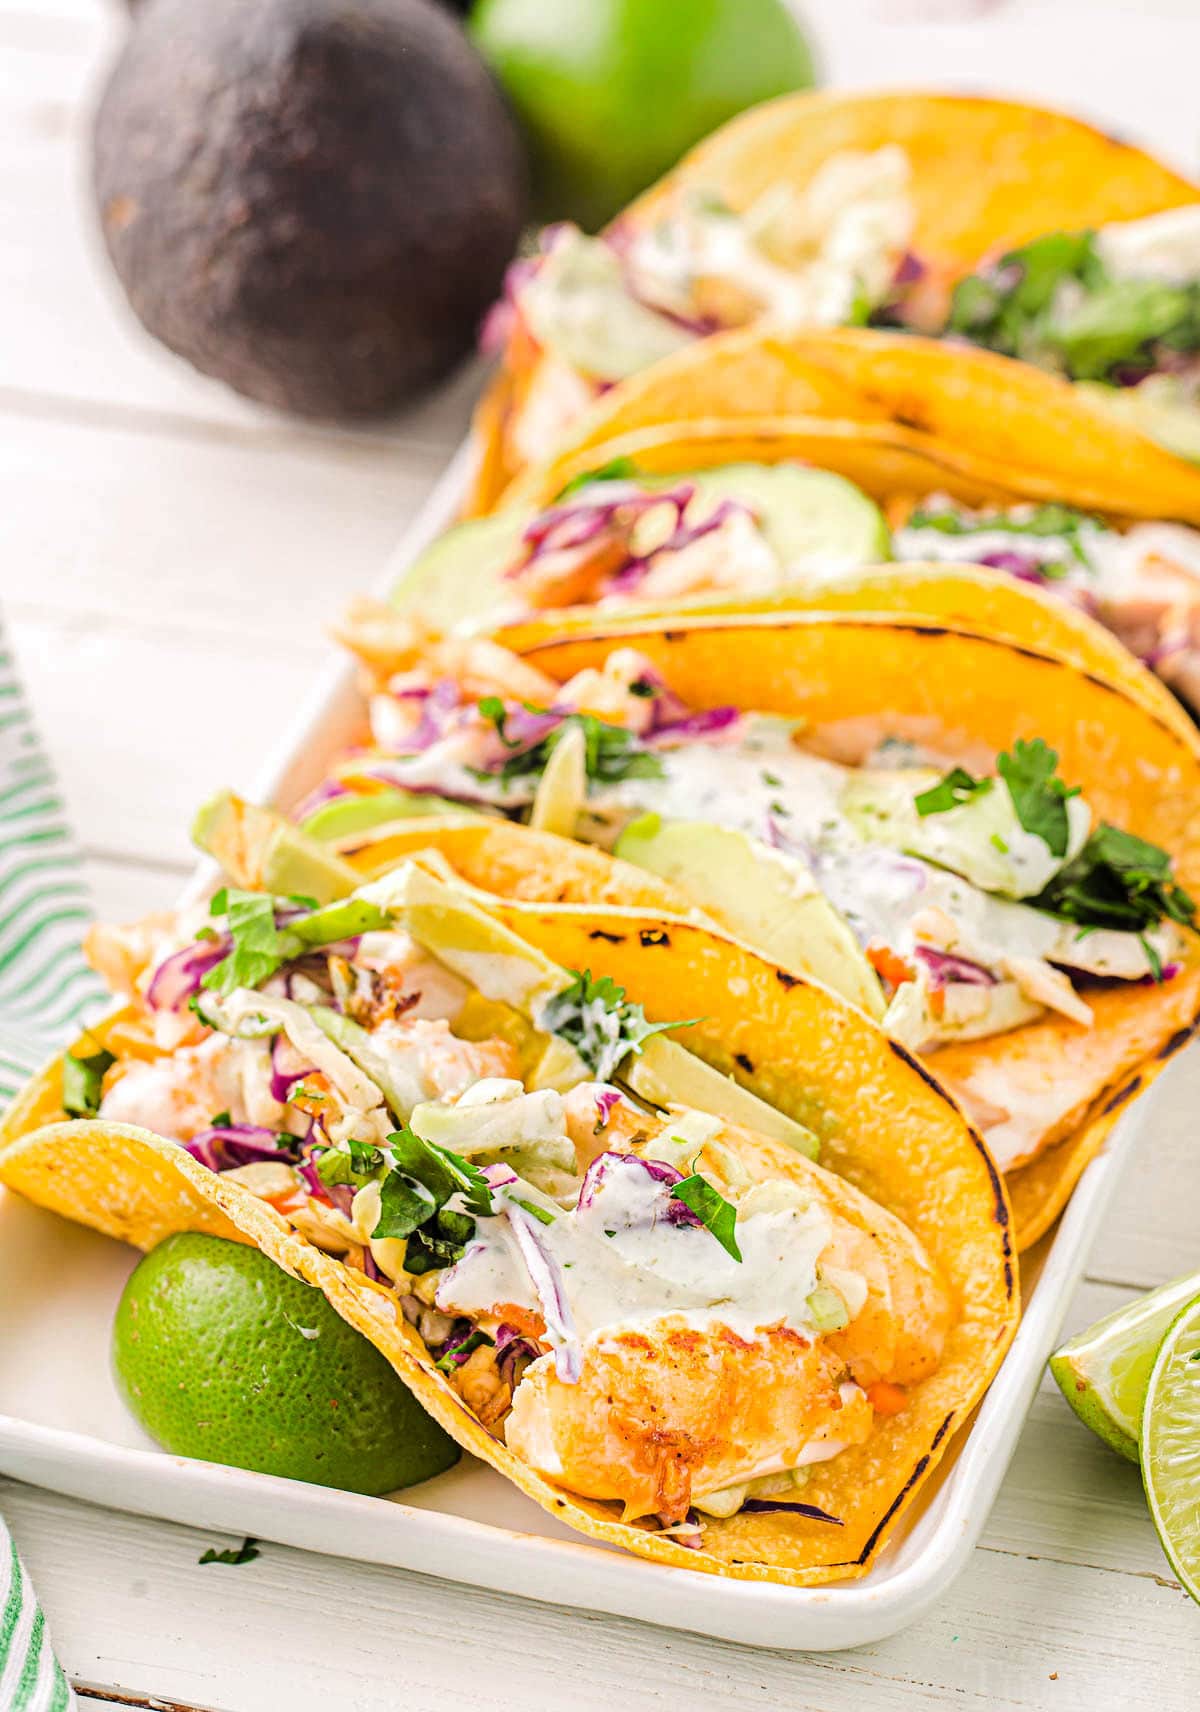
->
[592,725,1171,1003]
[625,147,912,330]
[435,1169,834,1347]
[1095,204,1200,286]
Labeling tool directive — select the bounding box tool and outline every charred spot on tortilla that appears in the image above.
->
[639,928,670,947]
[775,969,800,989]
[1101,1077,1142,1116]
[587,929,625,944]
[735,1052,755,1073]
[1157,1024,1197,1061]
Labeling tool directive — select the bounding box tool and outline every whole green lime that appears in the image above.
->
[470,0,816,230]
[113,1233,459,1493]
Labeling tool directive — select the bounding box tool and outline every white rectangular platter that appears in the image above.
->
[0,439,1167,1651]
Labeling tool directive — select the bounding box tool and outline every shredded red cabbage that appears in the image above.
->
[912,945,996,988]
[501,1196,582,1383]
[291,779,351,821]
[576,1150,701,1230]
[976,548,1051,584]
[146,938,229,1012]
[184,1126,298,1173]
[593,1086,623,1128]
[740,1499,844,1524]
[269,1034,314,1105]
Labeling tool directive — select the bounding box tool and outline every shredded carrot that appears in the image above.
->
[263,1186,310,1217]
[866,942,915,990]
[866,1380,908,1417]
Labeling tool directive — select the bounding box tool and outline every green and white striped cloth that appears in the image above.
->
[0,626,100,1709]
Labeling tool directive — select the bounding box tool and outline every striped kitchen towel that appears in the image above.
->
[0,626,100,1709]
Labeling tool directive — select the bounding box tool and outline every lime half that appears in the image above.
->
[1141,1293,1200,1604]
[1050,1273,1200,1461]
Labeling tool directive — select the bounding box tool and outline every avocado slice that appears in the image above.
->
[1076,376,1200,463]
[390,462,890,632]
[192,792,362,904]
[301,789,480,845]
[362,863,820,1156]
[615,815,885,1021]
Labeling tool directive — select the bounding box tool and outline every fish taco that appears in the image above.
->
[0,859,1015,1583]
[380,408,1200,725]
[474,90,1199,504]
[281,610,1200,1247]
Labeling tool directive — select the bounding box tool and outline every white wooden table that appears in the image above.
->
[3,1,1199,1705]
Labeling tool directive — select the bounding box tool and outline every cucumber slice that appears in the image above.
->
[390,462,889,633]
[683,463,891,577]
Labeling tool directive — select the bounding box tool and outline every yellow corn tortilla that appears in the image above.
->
[0,896,1016,1586]
[471,92,1198,509]
[499,334,1200,525]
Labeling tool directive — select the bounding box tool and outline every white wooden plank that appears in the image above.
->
[4,1461,1193,1712]
[81,854,191,922]
[6,615,326,867]
[0,408,444,642]
[1087,1047,1200,1289]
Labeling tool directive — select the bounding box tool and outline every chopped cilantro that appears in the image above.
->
[475,704,664,792]
[541,968,693,1083]
[997,738,1079,858]
[948,229,1200,384]
[554,456,639,501]
[434,1329,494,1374]
[370,1125,495,1260]
[373,1170,438,1241]
[1036,822,1195,935]
[629,678,657,699]
[316,1139,383,1188]
[61,1047,115,1118]
[513,1196,556,1225]
[914,767,993,818]
[202,889,282,996]
[210,1110,232,1128]
[199,1537,260,1567]
[761,771,782,788]
[201,890,388,998]
[1140,935,1164,983]
[903,500,1099,573]
[672,1174,741,1262]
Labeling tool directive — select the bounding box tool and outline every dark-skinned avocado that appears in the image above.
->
[94,0,526,418]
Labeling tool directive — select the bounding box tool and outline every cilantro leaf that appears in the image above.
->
[199,1537,260,1567]
[373,1170,439,1241]
[997,738,1079,857]
[370,1125,495,1250]
[541,968,693,1083]
[434,1328,495,1374]
[1036,822,1196,934]
[914,767,993,817]
[201,891,388,998]
[553,456,639,501]
[903,500,1099,572]
[474,704,664,792]
[202,889,282,996]
[672,1174,741,1262]
[61,1047,116,1118]
[316,1139,383,1188]
[948,229,1200,384]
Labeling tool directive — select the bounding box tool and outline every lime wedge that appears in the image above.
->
[1141,1293,1200,1604]
[1050,1274,1200,1461]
